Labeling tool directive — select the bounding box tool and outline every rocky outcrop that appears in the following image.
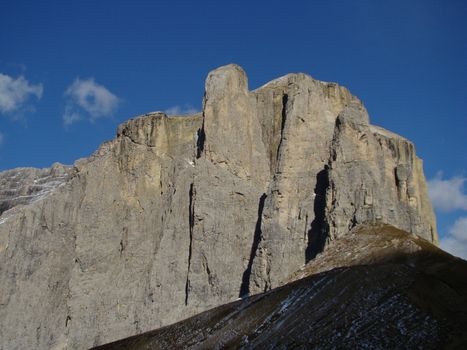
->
[0,65,437,349]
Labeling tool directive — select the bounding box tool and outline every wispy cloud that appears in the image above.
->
[165,105,198,116]
[428,172,467,212]
[440,216,467,260]
[0,73,43,114]
[0,131,4,145]
[62,106,82,127]
[63,78,119,126]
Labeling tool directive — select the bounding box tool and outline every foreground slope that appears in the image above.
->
[0,65,437,349]
[95,225,467,350]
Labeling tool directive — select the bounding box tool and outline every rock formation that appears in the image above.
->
[0,64,437,349]
[0,163,72,216]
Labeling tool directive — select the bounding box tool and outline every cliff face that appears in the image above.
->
[0,64,437,349]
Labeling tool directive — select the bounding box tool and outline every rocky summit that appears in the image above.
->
[0,64,447,350]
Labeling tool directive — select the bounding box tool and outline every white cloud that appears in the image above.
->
[62,107,82,127]
[0,73,43,114]
[0,131,4,145]
[428,172,467,212]
[165,105,198,116]
[440,216,467,260]
[63,78,119,125]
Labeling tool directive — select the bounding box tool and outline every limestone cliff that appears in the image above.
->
[0,64,437,349]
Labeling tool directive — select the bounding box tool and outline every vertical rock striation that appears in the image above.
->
[0,64,437,349]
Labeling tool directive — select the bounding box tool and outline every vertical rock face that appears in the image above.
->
[0,64,437,349]
[202,65,269,185]
[248,74,367,293]
[325,120,437,243]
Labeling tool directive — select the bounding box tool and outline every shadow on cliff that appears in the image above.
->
[239,193,267,298]
[305,167,329,262]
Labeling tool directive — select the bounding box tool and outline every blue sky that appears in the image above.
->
[1,0,466,257]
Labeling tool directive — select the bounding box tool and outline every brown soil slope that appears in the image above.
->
[94,225,467,350]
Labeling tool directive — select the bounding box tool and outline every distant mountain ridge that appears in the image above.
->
[0,65,440,349]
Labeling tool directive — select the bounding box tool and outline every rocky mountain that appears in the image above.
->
[0,163,72,216]
[93,225,467,350]
[0,64,439,349]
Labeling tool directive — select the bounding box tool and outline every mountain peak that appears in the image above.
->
[0,65,440,349]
